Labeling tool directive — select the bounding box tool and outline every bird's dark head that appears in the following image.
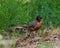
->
[36,16,42,22]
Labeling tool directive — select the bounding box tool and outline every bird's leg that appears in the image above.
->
[38,30,40,35]
[25,30,29,36]
[30,31,35,38]
[35,31,38,37]
[36,30,40,37]
[26,31,30,37]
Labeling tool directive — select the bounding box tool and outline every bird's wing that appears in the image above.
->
[29,20,37,27]
[34,20,42,29]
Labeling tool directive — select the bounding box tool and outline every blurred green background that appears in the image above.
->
[0,0,60,48]
[0,0,60,31]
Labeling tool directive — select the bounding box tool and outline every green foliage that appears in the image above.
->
[0,0,60,30]
[0,44,4,48]
[39,40,54,48]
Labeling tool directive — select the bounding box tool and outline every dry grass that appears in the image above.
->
[0,28,60,48]
[51,28,60,35]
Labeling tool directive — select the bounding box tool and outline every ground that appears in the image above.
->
[0,37,60,48]
[0,28,60,48]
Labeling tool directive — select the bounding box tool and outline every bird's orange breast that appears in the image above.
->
[29,21,42,31]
